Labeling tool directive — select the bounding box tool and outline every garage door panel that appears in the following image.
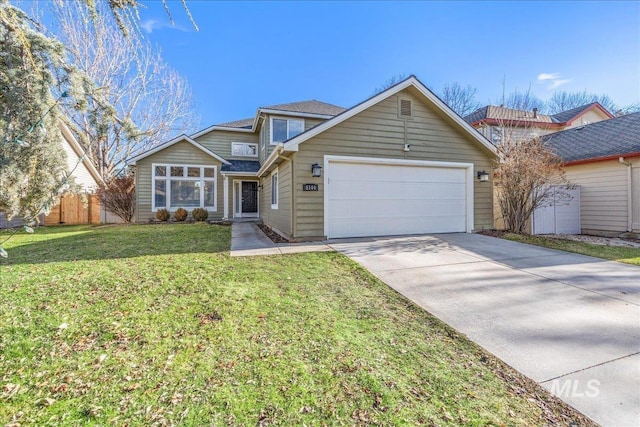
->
[327,159,471,238]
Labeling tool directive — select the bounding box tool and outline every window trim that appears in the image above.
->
[152,163,217,212]
[269,116,305,145]
[231,142,259,158]
[270,168,279,209]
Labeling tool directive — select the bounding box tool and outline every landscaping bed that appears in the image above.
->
[1,225,595,426]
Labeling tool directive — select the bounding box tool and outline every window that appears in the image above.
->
[152,164,217,211]
[231,142,258,157]
[490,126,503,144]
[271,170,278,209]
[270,117,304,144]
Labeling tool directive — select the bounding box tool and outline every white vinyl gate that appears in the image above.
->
[532,186,581,235]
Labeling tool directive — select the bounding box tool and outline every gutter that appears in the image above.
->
[619,157,633,232]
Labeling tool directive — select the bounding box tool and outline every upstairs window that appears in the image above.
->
[231,142,258,157]
[271,118,304,144]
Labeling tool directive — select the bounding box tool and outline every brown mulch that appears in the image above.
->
[257,223,289,243]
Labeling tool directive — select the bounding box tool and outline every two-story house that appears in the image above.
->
[129,76,498,241]
[463,103,614,143]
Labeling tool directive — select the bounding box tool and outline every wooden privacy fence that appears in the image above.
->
[44,193,101,226]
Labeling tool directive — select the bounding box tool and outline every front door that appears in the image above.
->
[241,182,258,214]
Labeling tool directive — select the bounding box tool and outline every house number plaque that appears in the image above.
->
[302,184,319,191]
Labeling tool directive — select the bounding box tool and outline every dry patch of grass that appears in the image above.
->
[499,232,640,266]
[1,225,594,426]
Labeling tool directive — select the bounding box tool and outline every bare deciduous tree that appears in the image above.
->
[493,125,571,234]
[438,82,480,117]
[500,88,546,112]
[96,174,136,223]
[50,1,200,178]
[547,90,617,114]
[372,73,409,95]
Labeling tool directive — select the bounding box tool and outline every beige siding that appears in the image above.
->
[564,160,630,234]
[286,89,495,239]
[261,160,292,237]
[565,109,611,129]
[135,140,223,222]
[262,115,326,160]
[195,129,258,159]
[633,158,640,233]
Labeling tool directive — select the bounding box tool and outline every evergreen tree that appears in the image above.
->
[0,3,84,223]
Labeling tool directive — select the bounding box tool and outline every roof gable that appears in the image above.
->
[128,134,231,165]
[282,76,496,155]
[550,102,614,124]
[59,122,104,185]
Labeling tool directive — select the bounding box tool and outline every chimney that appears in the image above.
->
[533,107,538,118]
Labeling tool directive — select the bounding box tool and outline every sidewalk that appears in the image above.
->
[230,222,332,256]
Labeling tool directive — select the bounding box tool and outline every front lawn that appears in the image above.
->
[502,233,640,266]
[1,225,593,426]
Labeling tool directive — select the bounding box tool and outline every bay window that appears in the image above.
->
[153,164,217,211]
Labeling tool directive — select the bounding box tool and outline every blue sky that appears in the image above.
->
[137,1,640,129]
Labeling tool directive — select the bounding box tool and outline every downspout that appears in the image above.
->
[619,157,633,232]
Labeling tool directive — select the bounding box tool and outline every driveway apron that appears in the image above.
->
[329,233,640,427]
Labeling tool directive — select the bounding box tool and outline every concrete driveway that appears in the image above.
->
[328,233,640,427]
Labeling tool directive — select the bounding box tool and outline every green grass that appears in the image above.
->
[1,225,593,426]
[503,233,640,266]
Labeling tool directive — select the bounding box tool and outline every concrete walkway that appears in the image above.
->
[230,222,332,256]
[329,233,640,427]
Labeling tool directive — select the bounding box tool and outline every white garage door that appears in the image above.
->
[325,157,472,238]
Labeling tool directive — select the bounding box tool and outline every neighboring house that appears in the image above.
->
[543,112,640,236]
[0,122,103,228]
[130,76,497,240]
[464,103,613,143]
[44,123,103,226]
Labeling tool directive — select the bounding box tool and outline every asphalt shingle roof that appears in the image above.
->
[215,100,346,129]
[542,112,640,162]
[221,160,261,173]
[261,100,346,116]
[216,117,254,129]
[550,103,600,123]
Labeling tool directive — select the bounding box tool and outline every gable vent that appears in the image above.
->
[400,99,412,117]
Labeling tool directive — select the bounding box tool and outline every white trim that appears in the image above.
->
[284,76,497,155]
[270,116,305,145]
[323,155,474,238]
[231,141,259,158]
[151,163,217,212]
[223,175,229,220]
[232,180,260,218]
[59,122,104,185]
[129,135,231,165]
[220,171,259,177]
[257,144,284,177]
[270,167,279,209]
[190,110,333,140]
[190,125,254,140]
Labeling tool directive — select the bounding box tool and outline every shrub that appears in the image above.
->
[156,208,170,222]
[96,175,135,223]
[174,208,188,222]
[192,208,208,222]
